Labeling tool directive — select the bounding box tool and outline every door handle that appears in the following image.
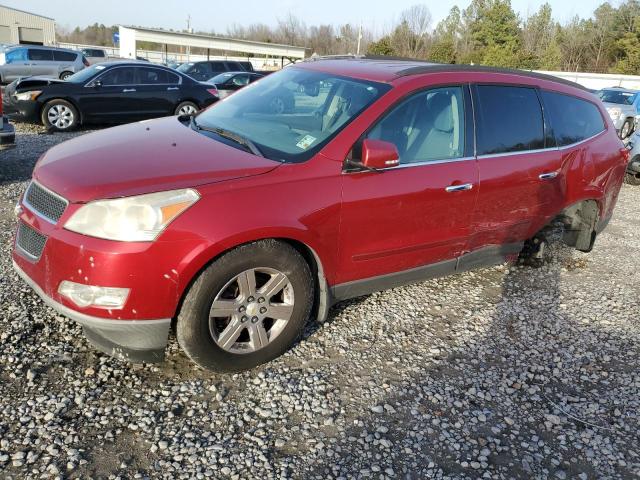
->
[167,86,179,91]
[445,183,474,193]
[539,171,559,180]
[122,88,136,93]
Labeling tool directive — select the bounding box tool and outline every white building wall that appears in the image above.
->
[0,5,55,45]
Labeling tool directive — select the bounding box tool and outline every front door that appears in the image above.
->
[78,66,142,123]
[336,85,479,295]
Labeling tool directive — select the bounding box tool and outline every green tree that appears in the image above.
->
[367,36,394,56]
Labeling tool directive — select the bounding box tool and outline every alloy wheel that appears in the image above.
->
[47,105,74,129]
[209,267,295,354]
[178,104,198,115]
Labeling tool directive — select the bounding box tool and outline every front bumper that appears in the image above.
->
[13,260,171,362]
[0,115,15,149]
[2,99,39,123]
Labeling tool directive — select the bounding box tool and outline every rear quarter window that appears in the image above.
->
[475,85,544,155]
[542,91,605,146]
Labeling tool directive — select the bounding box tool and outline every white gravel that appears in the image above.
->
[1,123,639,479]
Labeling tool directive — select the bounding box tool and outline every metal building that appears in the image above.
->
[0,4,56,45]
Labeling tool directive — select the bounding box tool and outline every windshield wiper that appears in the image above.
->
[190,116,264,157]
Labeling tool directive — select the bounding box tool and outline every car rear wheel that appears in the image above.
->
[59,71,73,80]
[41,99,78,131]
[177,240,314,372]
[625,172,640,185]
[620,119,633,139]
[175,101,199,116]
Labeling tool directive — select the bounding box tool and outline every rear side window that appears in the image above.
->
[53,51,77,62]
[475,85,544,155]
[225,61,242,71]
[27,49,54,61]
[542,91,605,146]
[137,67,179,84]
[210,61,226,72]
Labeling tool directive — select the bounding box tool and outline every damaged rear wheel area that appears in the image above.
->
[519,200,600,267]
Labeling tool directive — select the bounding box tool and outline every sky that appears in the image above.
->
[8,0,606,38]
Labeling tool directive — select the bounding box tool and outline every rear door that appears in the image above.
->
[134,66,181,117]
[52,50,78,74]
[27,48,57,77]
[337,85,479,289]
[466,84,562,258]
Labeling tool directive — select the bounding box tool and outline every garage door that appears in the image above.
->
[18,27,44,45]
[0,25,10,44]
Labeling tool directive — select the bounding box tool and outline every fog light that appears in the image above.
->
[58,281,129,309]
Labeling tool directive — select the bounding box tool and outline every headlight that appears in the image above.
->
[608,107,622,119]
[64,188,200,241]
[14,90,42,101]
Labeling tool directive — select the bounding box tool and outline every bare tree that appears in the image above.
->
[276,13,306,46]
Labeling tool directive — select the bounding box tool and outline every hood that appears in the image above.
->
[13,76,66,92]
[34,116,281,203]
[602,101,635,113]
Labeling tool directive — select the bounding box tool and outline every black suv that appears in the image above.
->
[176,60,254,81]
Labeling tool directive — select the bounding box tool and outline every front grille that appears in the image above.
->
[16,222,47,261]
[24,181,68,223]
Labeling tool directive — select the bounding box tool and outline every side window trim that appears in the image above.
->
[348,83,474,170]
[85,66,182,87]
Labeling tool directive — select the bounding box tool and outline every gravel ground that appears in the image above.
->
[1,122,639,479]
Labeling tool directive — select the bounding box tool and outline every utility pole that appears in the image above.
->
[186,14,191,61]
[356,22,363,56]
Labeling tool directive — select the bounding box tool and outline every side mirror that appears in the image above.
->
[93,80,102,88]
[360,139,400,170]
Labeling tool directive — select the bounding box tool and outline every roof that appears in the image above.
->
[296,56,587,91]
[0,3,55,21]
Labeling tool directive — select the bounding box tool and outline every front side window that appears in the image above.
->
[98,67,136,86]
[195,67,389,162]
[543,91,605,146]
[597,90,636,105]
[476,85,544,155]
[27,49,53,61]
[5,48,27,63]
[367,86,465,164]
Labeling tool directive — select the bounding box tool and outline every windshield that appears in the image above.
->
[210,72,235,83]
[65,64,106,83]
[177,63,194,73]
[194,67,390,162]
[597,90,637,105]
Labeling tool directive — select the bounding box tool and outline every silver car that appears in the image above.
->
[596,88,640,139]
[0,45,87,84]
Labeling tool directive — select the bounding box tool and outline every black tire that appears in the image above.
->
[620,119,634,139]
[41,99,79,132]
[174,101,199,116]
[59,71,73,80]
[625,172,640,185]
[177,240,314,372]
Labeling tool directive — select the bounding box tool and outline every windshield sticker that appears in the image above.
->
[95,65,106,70]
[296,135,317,150]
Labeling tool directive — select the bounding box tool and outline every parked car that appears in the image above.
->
[3,62,218,131]
[0,45,88,83]
[12,60,627,372]
[176,60,254,81]
[0,88,15,150]
[81,48,108,65]
[206,71,263,98]
[623,128,640,185]
[596,88,640,138]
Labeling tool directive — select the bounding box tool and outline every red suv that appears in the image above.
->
[12,59,627,372]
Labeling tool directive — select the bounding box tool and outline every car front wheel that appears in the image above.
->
[177,240,314,372]
[41,99,79,131]
[620,119,633,139]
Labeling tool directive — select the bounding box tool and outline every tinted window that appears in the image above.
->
[597,89,636,105]
[53,51,77,62]
[5,48,27,63]
[27,49,54,61]
[368,86,465,164]
[225,61,242,71]
[82,49,105,57]
[210,61,226,72]
[476,85,544,155]
[98,67,136,85]
[137,67,179,84]
[543,91,605,146]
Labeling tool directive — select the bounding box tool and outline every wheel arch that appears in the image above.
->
[171,236,332,332]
